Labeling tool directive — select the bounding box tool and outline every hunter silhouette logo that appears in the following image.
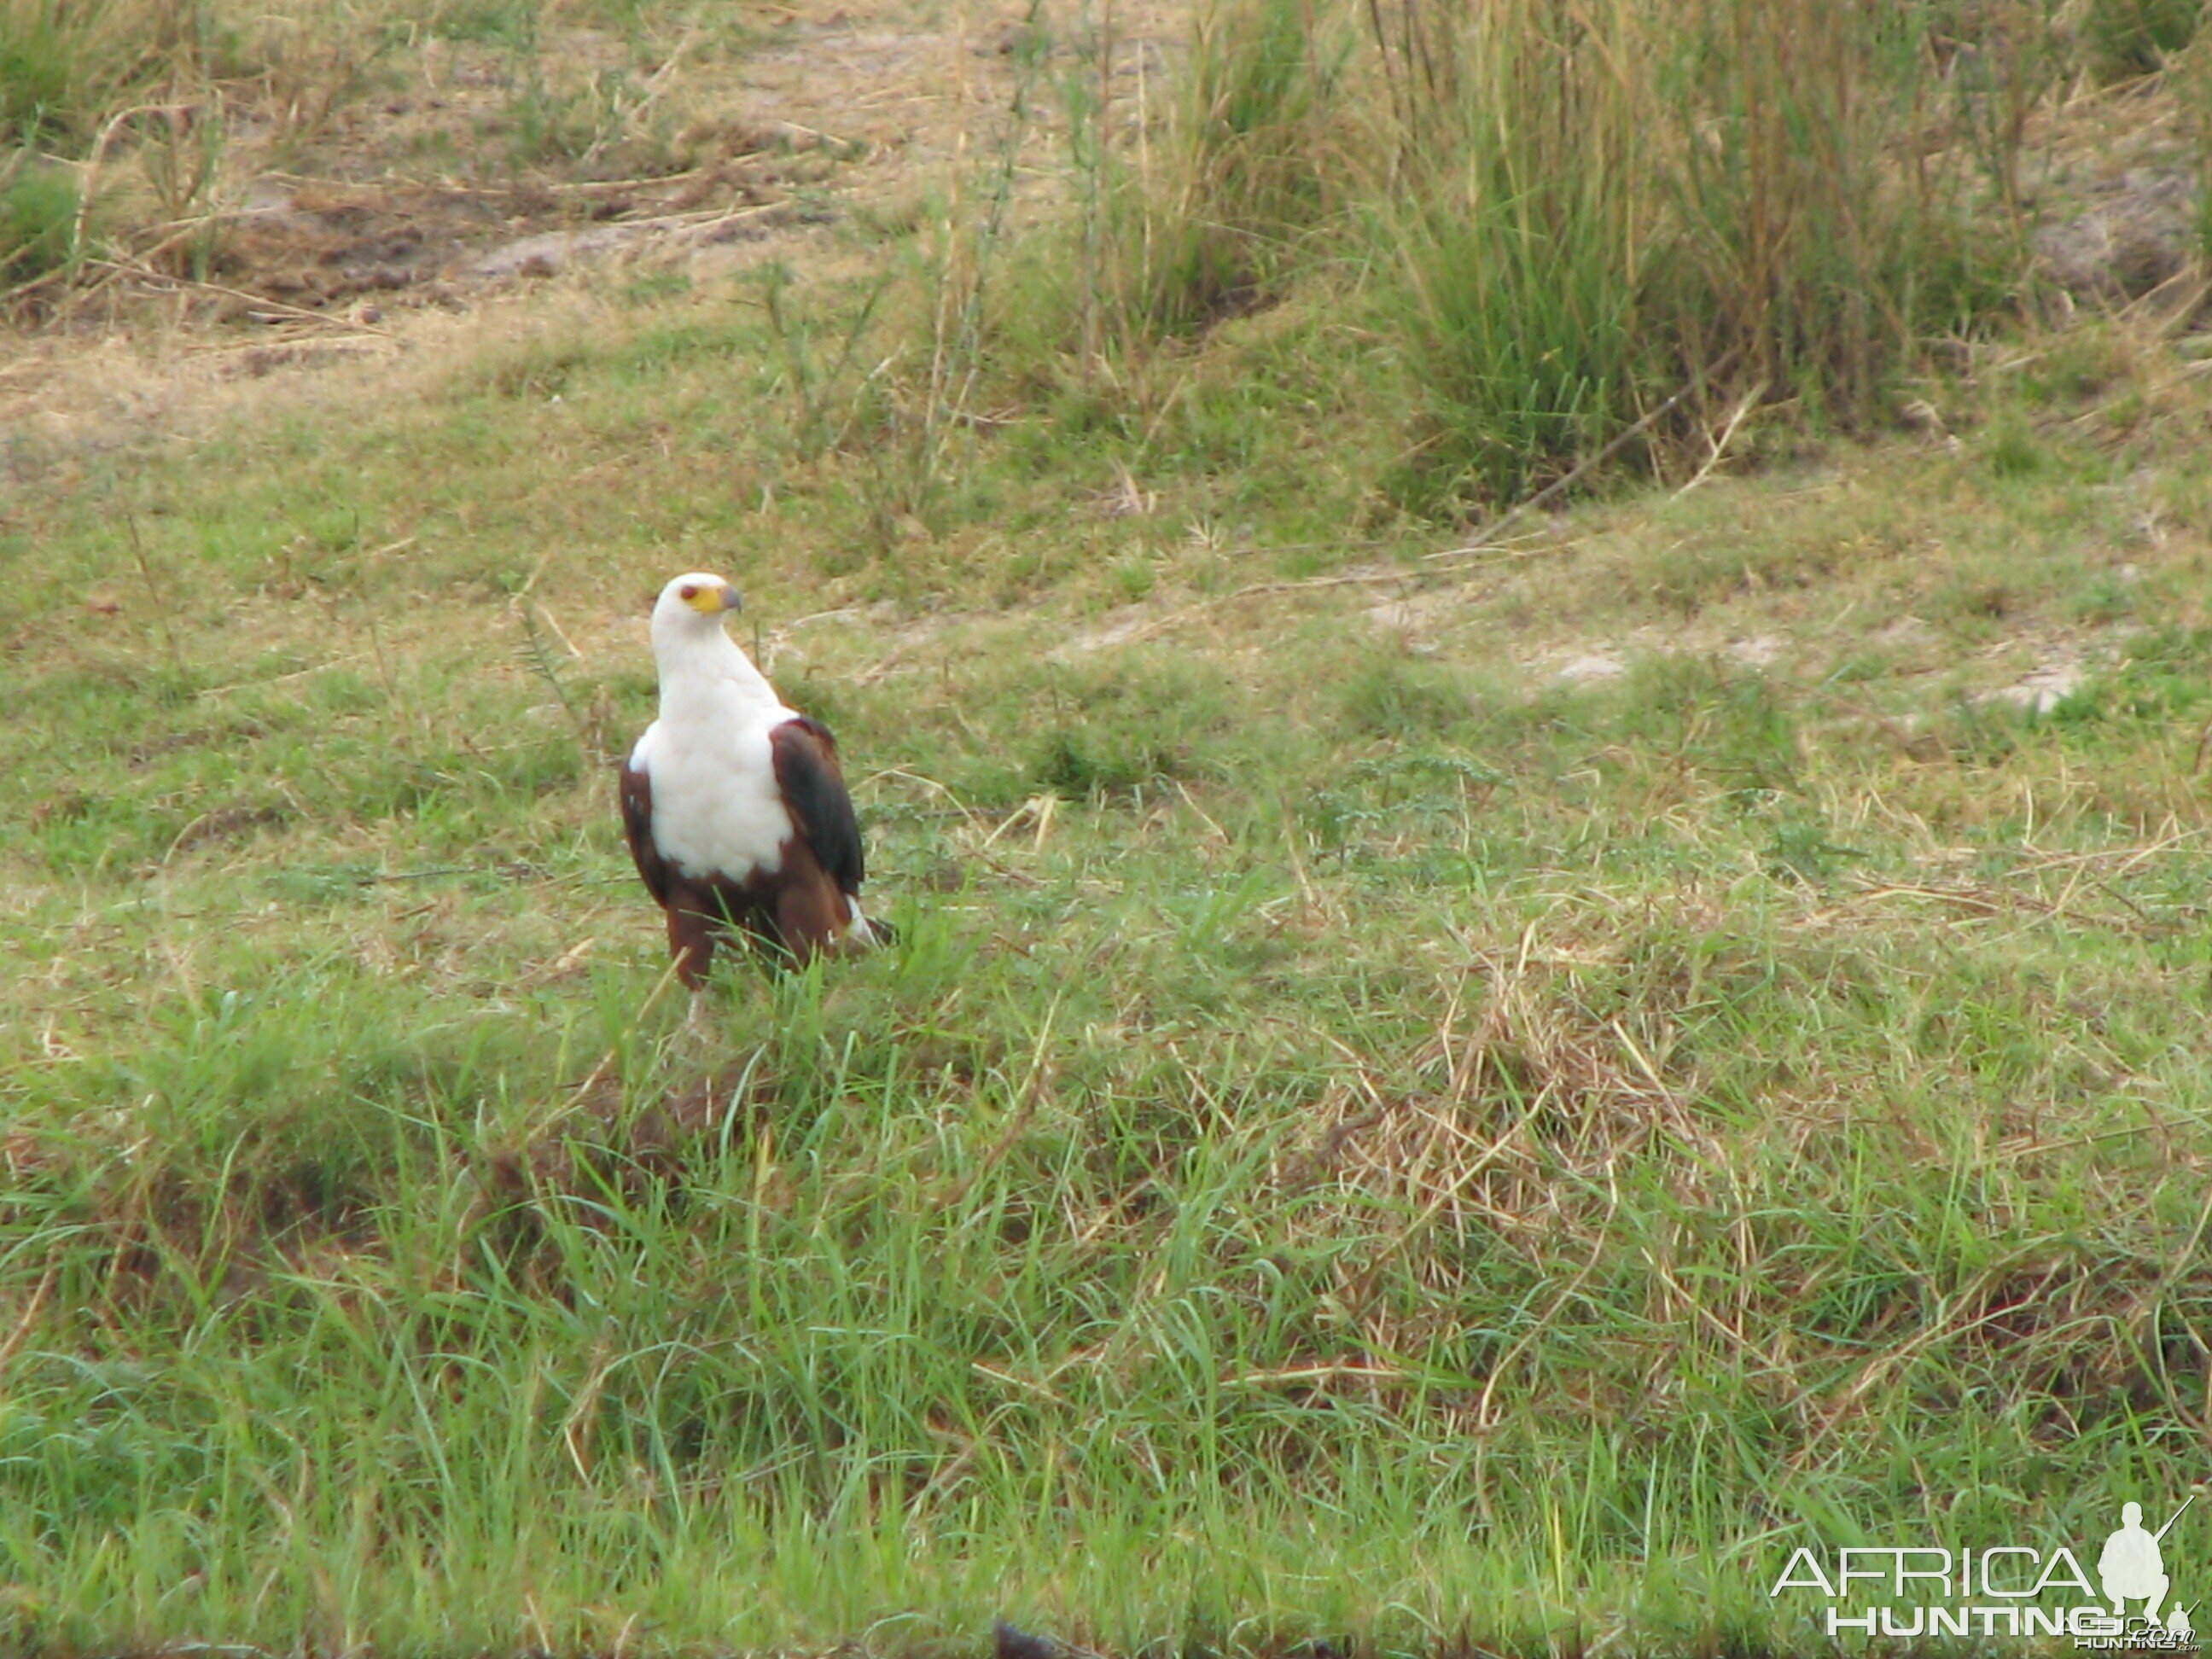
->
[1768,1495,2201,1647]
[2100,1499,2194,1639]
[2101,1503,2177,1623]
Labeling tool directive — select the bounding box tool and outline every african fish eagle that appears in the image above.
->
[621,573,882,991]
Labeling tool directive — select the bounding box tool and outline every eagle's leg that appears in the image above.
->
[667,901,719,1001]
[671,909,719,1038]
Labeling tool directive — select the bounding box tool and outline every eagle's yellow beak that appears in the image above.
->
[684,582,742,615]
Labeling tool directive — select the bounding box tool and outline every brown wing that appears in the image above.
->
[620,758,672,906]
[769,716,864,897]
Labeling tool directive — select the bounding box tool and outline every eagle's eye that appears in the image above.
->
[678,585,698,602]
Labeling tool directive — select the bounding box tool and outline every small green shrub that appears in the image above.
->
[0,14,73,144]
[0,0,191,152]
[0,160,79,284]
[2083,0,2202,80]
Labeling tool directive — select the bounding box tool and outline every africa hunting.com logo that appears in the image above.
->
[1768,1498,2199,1648]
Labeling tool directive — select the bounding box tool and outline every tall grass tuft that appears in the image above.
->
[1123,0,1352,336]
[992,0,1353,381]
[1379,0,1650,509]
[1643,3,2013,421]
[1371,0,2027,510]
[1038,0,2044,515]
[0,0,165,147]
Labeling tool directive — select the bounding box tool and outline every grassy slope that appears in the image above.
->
[4,254,2212,1653]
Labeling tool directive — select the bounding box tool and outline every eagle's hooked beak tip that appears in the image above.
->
[721,586,744,614]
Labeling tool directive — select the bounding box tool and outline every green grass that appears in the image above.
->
[7,0,2212,1644]
[4,250,2212,1655]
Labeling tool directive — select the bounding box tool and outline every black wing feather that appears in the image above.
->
[770,716,864,894]
[619,759,672,905]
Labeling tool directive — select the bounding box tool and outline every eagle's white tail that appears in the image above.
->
[845,903,894,951]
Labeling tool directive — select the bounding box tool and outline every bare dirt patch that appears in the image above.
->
[3,1,1183,454]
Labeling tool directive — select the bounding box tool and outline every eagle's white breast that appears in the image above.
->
[632,702,801,883]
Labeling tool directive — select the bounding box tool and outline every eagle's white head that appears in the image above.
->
[652,571,742,640]
[649,571,777,713]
